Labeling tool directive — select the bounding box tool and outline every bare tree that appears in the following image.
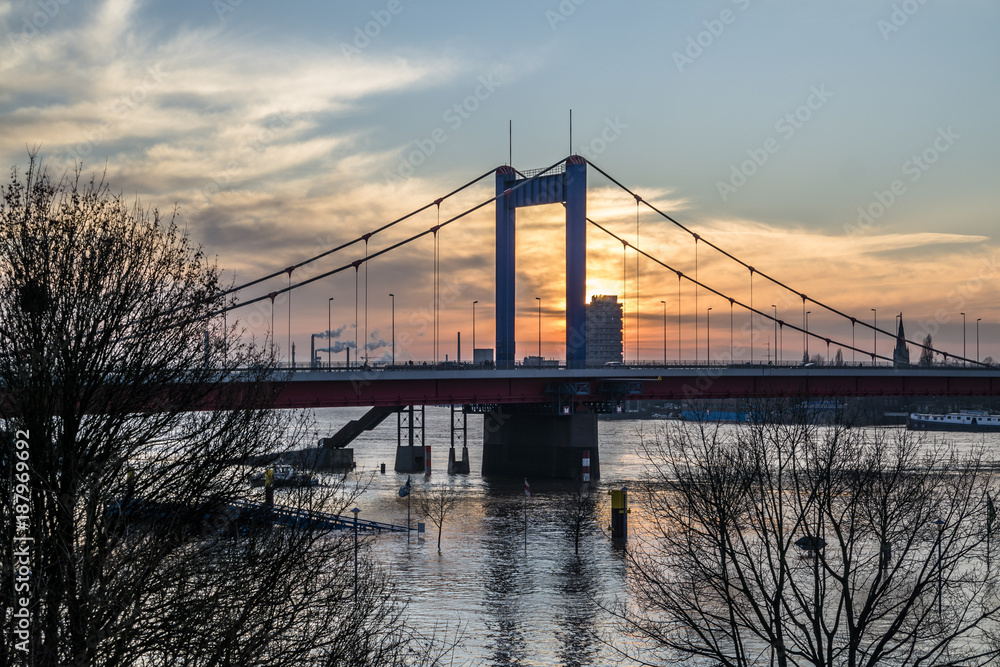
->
[418,483,460,552]
[919,333,935,366]
[0,158,445,666]
[557,482,597,556]
[616,409,1000,667]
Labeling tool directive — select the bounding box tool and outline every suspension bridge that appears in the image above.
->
[200,156,998,479]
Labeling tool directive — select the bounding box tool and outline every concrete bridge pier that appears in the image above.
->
[448,445,470,474]
[394,405,426,474]
[448,405,471,474]
[481,409,599,480]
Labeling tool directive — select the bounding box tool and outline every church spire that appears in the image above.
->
[893,313,910,368]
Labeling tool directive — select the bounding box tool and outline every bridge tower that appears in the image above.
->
[485,156,598,480]
[495,156,588,368]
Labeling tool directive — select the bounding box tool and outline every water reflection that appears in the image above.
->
[482,493,530,666]
[554,555,601,667]
[322,410,1000,665]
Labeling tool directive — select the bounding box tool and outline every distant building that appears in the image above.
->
[522,355,559,368]
[893,313,910,368]
[586,295,623,366]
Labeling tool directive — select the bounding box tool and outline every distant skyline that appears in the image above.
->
[2,0,998,363]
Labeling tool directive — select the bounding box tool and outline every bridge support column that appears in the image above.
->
[494,158,587,369]
[565,156,587,369]
[481,409,599,480]
[394,405,426,473]
[448,405,470,474]
[495,166,517,368]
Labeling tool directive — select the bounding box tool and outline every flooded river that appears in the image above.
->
[281,407,998,666]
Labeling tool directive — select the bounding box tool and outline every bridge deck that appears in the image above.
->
[236,365,1000,409]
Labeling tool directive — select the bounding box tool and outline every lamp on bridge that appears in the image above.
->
[473,300,478,361]
[730,299,735,363]
[535,297,541,360]
[978,317,982,363]
[961,312,966,366]
[660,300,666,366]
[389,293,395,366]
[805,311,811,362]
[328,297,334,370]
[772,305,778,365]
[706,307,712,365]
[871,308,877,366]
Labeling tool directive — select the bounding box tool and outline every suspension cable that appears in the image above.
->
[190,167,498,309]
[587,158,982,366]
[590,217,888,363]
[205,159,568,320]
[635,195,640,364]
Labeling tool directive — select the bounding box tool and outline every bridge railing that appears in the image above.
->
[274,359,994,372]
[229,499,408,533]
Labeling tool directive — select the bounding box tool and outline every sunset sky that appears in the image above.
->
[2,0,998,364]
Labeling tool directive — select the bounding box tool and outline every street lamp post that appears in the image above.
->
[707,307,712,364]
[977,318,982,363]
[351,507,361,602]
[872,308,877,366]
[473,300,478,362]
[772,305,778,365]
[806,311,811,362]
[961,312,966,366]
[730,300,734,363]
[328,297,334,370]
[389,294,395,366]
[535,297,541,360]
[934,518,945,619]
[660,300,667,366]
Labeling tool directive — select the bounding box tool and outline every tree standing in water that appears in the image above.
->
[418,483,460,553]
[615,409,1000,667]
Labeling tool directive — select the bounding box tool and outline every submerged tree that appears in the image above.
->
[418,483,461,553]
[557,482,597,556]
[617,410,1000,666]
[0,158,443,666]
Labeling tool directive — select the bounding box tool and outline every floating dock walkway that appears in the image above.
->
[229,499,408,533]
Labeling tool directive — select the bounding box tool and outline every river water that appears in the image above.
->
[283,407,999,667]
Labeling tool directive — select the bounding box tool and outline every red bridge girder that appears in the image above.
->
[199,368,1000,411]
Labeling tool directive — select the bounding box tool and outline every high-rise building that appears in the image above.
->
[586,295,623,366]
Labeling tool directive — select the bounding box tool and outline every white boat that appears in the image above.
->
[907,410,1000,432]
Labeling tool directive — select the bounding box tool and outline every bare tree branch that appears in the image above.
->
[614,403,1000,666]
